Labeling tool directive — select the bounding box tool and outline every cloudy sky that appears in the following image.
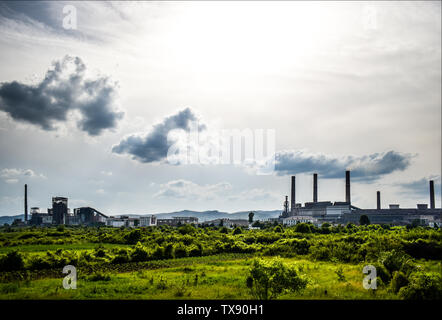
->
[0,1,440,216]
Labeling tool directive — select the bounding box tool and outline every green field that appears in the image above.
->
[0,223,441,300]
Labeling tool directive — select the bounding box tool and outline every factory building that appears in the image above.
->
[157,216,198,226]
[26,188,109,226]
[105,215,157,228]
[280,171,441,227]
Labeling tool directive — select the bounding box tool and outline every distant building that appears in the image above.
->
[281,172,441,227]
[52,197,68,225]
[140,215,157,227]
[283,215,319,226]
[72,207,107,226]
[157,216,198,227]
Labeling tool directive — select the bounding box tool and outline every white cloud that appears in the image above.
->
[0,168,46,182]
[154,179,232,201]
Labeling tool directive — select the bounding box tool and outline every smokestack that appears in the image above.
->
[24,184,28,222]
[313,173,318,203]
[291,176,296,212]
[377,191,381,210]
[430,180,435,209]
[345,170,351,204]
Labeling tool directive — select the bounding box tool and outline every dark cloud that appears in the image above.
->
[397,176,441,196]
[0,56,123,135]
[0,1,58,28]
[112,108,205,163]
[274,150,413,181]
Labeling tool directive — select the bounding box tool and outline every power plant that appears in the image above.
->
[9,172,442,228]
[279,170,441,227]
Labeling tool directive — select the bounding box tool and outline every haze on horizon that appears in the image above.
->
[0,1,440,216]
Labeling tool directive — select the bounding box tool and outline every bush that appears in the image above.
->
[274,225,283,233]
[88,272,111,282]
[402,239,442,260]
[295,223,311,233]
[233,227,242,235]
[379,250,412,274]
[391,271,409,294]
[112,249,129,264]
[178,224,196,235]
[174,243,188,259]
[399,272,442,300]
[219,227,228,234]
[246,258,308,300]
[372,263,391,284]
[0,251,25,271]
[130,242,150,262]
[125,229,142,245]
[359,215,370,225]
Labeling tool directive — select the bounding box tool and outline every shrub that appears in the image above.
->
[335,267,346,282]
[88,272,111,282]
[112,249,129,264]
[399,272,442,300]
[402,239,442,260]
[232,227,242,235]
[391,271,409,294]
[0,251,25,271]
[372,263,391,284]
[295,223,311,233]
[130,242,150,262]
[246,258,308,300]
[178,224,196,235]
[379,250,411,274]
[274,225,283,233]
[219,227,228,234]
[359,215,370,225]
[125,229,142,245]
[310,245,331,261]
[174,243,188,259]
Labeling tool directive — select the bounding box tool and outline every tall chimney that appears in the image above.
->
[313,173,318,203]
[377,191,381,210]
[430,180,435,209]
[345,170,351,204]
[291,176,296,212]
[24,184,28,222]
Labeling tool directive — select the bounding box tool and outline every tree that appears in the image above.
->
[125,229,142,244]
[0,250,25,271]
[246,258,308,300]
[359,215,370,225]
[399,272,442,300]
[248,212,255,224]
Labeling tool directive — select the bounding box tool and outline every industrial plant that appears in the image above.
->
[8,171,442,229]
[279,170,441,227]
[17,184,197,228]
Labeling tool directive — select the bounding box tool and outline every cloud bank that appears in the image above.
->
[272,150,413,181]
[154,179,232,200]
[112,108,205,163]
[0,55,123,136]
[397,176,441,196]
[0,168,46,184]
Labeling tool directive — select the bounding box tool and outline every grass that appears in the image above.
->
[2,256,438,300]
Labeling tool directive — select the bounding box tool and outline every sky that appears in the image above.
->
[0,1,440,216]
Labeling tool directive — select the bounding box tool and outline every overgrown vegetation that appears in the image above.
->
[0,223,440,299]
